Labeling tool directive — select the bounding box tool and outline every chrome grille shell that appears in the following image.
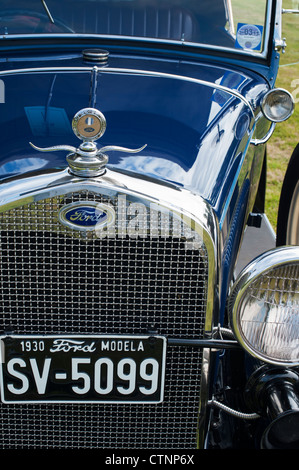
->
[0,169,217,449]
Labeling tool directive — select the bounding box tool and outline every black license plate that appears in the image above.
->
[0,335,166,403]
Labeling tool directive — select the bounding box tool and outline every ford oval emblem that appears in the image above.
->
[59,201,115,231]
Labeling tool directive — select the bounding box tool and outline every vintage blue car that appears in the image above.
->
[0,0,298,451]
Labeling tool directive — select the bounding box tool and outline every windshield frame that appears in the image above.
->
[0,0,275,62]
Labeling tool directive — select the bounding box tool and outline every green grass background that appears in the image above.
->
[231,0,299,231]
[266,1,299,230]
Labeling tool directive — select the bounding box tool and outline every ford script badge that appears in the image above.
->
[59,201,115,231]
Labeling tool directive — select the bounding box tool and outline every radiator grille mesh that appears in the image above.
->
[0,190,209,448]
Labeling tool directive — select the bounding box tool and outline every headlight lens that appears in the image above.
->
[229,247,299,366]
[261,88,294,122]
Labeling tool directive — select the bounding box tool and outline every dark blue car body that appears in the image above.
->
[0,0,298,450]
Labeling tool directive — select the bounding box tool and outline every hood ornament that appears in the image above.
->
[30,107,146,177]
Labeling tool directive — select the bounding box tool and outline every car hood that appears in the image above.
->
[0,59,268,214]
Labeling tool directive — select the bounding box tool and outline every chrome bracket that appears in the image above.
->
[282,8,299,14]
[275,37,287,54]
[30,107,147,177]
[250,122,276,146]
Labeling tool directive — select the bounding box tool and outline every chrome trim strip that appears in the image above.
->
[0,32,270,59]
[264,0,274,57]
[225,0,235,36]
[198,348,211,449]
[219,123,255,229]
[274,0,284,52]
[0,66,255,115]
[0,66,89,75]
[168,338,239,349]
[286,179,299,245]
[282,8,299,14]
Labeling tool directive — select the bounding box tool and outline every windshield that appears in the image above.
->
[0,0,270,55]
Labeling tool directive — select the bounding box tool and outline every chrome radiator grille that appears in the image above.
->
[0,190,209,449]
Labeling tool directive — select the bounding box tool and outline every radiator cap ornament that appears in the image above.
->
[29,107,146,177]
[72,108,107,142]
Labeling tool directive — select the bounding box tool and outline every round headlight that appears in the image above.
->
[229,246,299,366]
[261,88,294,122]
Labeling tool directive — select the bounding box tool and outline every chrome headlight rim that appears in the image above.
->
[229,246,299,366]
[261,88,295,123]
